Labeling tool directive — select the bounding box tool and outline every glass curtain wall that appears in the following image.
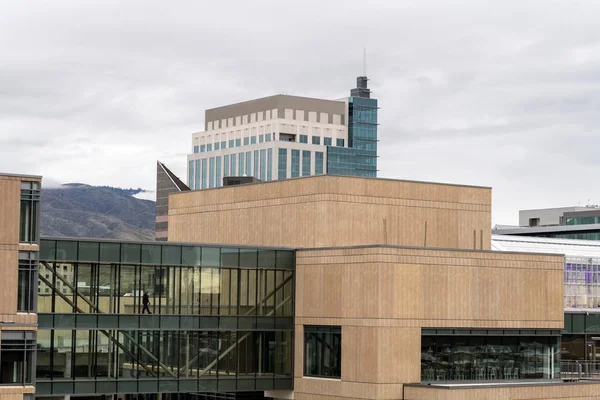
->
[37,239,295,393]
[36,330,292,380]
[38,241,294,317]
[421,332,560,381]
[564,257,600,308]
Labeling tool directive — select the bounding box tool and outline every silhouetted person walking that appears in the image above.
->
[142,292,151,314]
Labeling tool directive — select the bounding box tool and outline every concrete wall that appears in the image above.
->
[0,174,39,325]
[168,175,492,250]
[293,246,564,400]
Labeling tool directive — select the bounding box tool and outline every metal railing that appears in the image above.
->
[561,360,600,380]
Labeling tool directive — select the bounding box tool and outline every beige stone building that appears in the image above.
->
[0,173,40,400]
[166,174,600,399]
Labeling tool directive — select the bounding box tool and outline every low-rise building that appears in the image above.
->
[493,205,600,241]
[5,171,600,400]
[0,173,41,400]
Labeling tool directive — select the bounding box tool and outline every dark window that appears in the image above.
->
[529,218,540,227]
[251,136,257,144]
[193,145,199,154]
[304,326,341,379]
[0,331,35,385]
[278,149,287,180]
[324,137,332,146]
[315,152,324,175]
[312,136,321,145]
[299,135,308,144]
[18,252,38,312]
[336,138,345,147]
[291,150,300,178]
[19,182,40,243]
[302,151,311,176]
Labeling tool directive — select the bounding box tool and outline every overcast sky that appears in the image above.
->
[2,0,599,225]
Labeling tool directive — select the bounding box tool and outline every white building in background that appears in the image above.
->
[186,77,379,189]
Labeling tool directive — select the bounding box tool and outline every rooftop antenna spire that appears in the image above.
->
[363,47,367,76]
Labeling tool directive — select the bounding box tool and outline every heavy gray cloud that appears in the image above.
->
[1,0,599,224]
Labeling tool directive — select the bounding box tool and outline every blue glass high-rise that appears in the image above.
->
[327,76,378,177]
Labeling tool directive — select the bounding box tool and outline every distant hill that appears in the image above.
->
[41,184,156,241]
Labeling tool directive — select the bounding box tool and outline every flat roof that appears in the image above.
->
[298,243,564,257]
[172,173,491,194]
[206,93,345,112]
[492,234,600,258]
[0,172,42,179]
[493,223,600,235]
[40,236,296,251]
[405,379,600,390]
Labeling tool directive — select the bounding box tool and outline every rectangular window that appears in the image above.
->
[299,135,308,144]
[19,182,40,243]
[193,145,199,154]
[221,141,226,149]
[214,142,220,150]
[336,138,345,147]
[231,154,237,176]
[315,152,324,175]
[200,144,206,153]
[267,148,273,181]
[312,136,321,145]
[216,156,222,187]
[17,252,37,312]
[251,136,257,144]
[302,151,311,176]
[260,149,266,180]
[278,149,287,180]
[207,143,212,152]
[229,139,234,148]
[195,160,200,190]
[0,331,36,385]
[291,150,300,178]
[254,150,259,178]
[201,159,207,189]
[239,153,245,175]
[304,326,341,379]
[421,333,560,381]
[224,154,230,177]
[188,160,194,189]
[236,138,242,147]
[245,151,251,176]
[324,137,332,146]
[259,134,264,143]
[209,157,215,188]
[265,133,271,142]
[244,137,249,146]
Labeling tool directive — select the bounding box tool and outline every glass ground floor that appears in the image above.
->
[35,328,292,395]
[562,312,600,361]
[421,329,561,381]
